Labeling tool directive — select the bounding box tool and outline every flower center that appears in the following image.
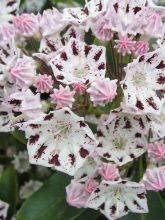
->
[53,122,71,140]
[113,137,126,149]
[132,72,146,86]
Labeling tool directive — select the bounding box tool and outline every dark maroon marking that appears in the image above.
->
[79,148,89,158]
[157,76,165,84]
[81,7,89,15]
[56,75,64,80]
[98,63,105,70]
[119,158,123,162]
[124,205,129,212]
[84,45,92,56]
[49,154,60,166]
[65,110,71,114]
[97,143,103,148]
[137,145,143,149]
[146,53,157,64]
[110,205,116,215]
[79,121,86,127]
[69,28,76,38]
[0,206,5,211]
[146,97,158,110]
[114,118,120,129]
[133,6,141,14]
[94,188,100,193]
[0,111,8,116]
[138,55,145,62]
[69,154,75,165]
[123,83,127,89]
[103,153,111,158]
[34,144,47,160]
[99,203,105,210]
[113,3,118,12]
[29,134,39,145]
[155,90,165,100]
[94,49,102,61]
[130,153,135,159]
[138,118,145,129]
[156,61,165,69]
[106,125,109,130]
[136,100,144,110]
[7,0,15,6]
[133,200,143,210]
[46,38,56,52]
[55,63,63,71]
[121,180,127,184]
[29,124,41,129]
[44,113,54,121]
[72,41,79,55]
[137,193,145,199]
[9,99,21,106]
[135,133,142,138]
[97,130,104,137]
[123,120,132,129]
[60,52,68,61]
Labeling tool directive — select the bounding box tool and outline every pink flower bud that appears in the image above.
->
[115,35,135,55]
[51,85,75,108]
[100,164,120,181]
[35,74,53,93]
[134,41,149,56]
[148,141,165,161]
[73,83,86,94]
[84,179,99,193]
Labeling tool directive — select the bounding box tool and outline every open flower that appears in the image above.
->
[122,50,165,114]
[21,107,98,176]
[12,151,31,174]
[142,166,165,191]
[49,38,106,84]
[96,109,150,165]
[87,78,117,106]
[86,180,148,219]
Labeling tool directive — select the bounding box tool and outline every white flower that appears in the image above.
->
[12,151,31,174]
[122,50,165,114]
[0,200,9,219]
[96,109,150,166]
[49,38,106,85]
[21,107,98,176]
[20,180,43,199]
[86,180,148,219]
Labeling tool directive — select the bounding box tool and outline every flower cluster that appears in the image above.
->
[0,0,165,219]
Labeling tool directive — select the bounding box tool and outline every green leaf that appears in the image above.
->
[17,172,100,220]
[0,166,18,219]
[11,129,27,145]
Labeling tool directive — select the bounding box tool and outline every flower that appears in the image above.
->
[0,200,9,220]
[49,38,106,84]
[35,74,53,93]
[115,35,135,55]
[122,50,165,114]
[87,78,117,106]
[12,150,31,174]
[86,180,148,219]
[0,23,15,42]
[39,8,64,36]
[66,181,89,208]
[51,85,75,109]
[142,166,165,191]
[13,13,39,37]
[96,109,150,166]
[73,82,86,94]
[134,41,149,56]
[100,163,120,181]
[20,180,43,199]
[84,178,99,193]
[21,107,98,176]
[148,140,165,161]
[9,55,36,89]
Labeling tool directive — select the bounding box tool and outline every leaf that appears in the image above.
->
[17,172,100,220]
[0,166,18,219]
[11,129,27,145]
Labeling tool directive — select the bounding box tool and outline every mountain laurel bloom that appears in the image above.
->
[51,85,75,109]
[142,167,165,192]
[87,78,117,106]
[115,35,135,55]
[100,163,120,181]
[35,74,53,93]
[148,141,165,161]
[134,41,149,56]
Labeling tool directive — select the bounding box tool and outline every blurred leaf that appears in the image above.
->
[11,129,27,145]
[0,166,18,219]
[17,172,100,220]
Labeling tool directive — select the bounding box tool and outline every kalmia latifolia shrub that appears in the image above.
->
[0,0,165,219]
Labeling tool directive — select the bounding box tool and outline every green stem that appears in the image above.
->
[157,192,165,213]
